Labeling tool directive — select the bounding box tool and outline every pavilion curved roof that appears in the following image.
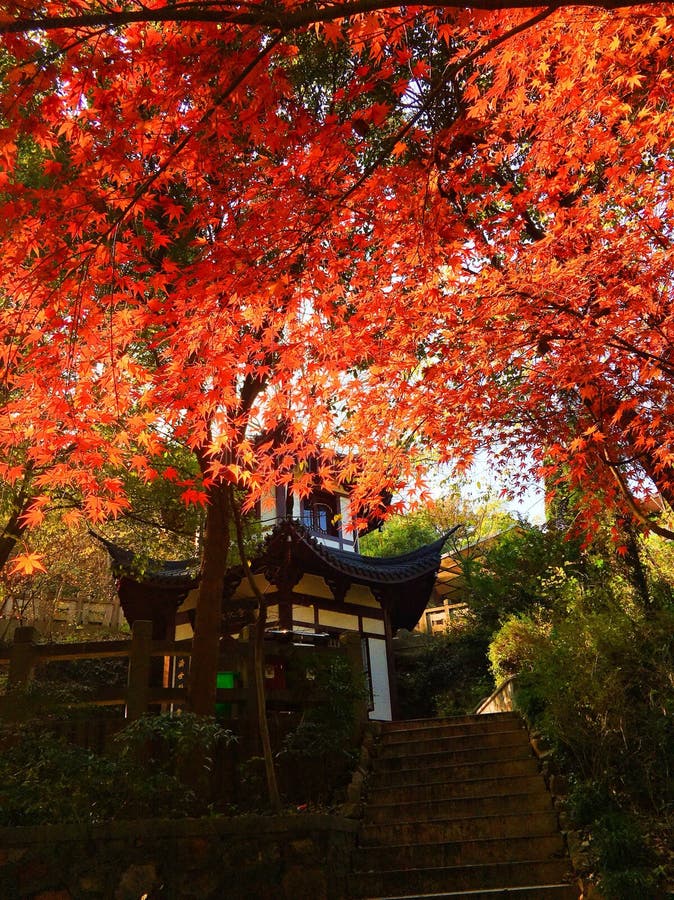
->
[93,532,199,592]
[267,519,458,587]
[95,520,460,632]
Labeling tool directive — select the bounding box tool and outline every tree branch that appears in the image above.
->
[102,30,285,239]
[290,5,558,256]
[0,0,657,37]
[603,449,674,542]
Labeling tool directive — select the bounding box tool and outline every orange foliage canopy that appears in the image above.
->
[0,2,673,534]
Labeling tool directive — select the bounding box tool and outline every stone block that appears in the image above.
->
[566,829,592,871]
[339,801,362,819]
[34,892,72,900]
[281,865,327,900]
[18,857,51,892]
[287,838,315,859]
[549,773,569,795]
[184,837,211,863]
[0,847,26,865]
[582,879,604,899]
[346,770,364,803]
[115,863,159,900]
[178,867,221,898]
[257,841,281,862]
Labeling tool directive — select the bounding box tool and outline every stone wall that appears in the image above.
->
[0,814,359,900]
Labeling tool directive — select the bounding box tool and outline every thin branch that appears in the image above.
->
[101,30,284,239]
[291,5,558,255]
[603,450,674,541]
[606,336,674,381]
[119,509,197,537]
[512,288,674,382]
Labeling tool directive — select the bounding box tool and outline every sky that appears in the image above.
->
[431,453,546,525]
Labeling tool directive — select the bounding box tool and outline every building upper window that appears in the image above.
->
[301,495,340,536]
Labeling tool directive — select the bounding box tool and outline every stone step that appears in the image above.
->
[355,714,575,900]
[381,713,519,734]
[365,791,553,825]
[355,883,579,899]
[349,858,573,898]
[373,743,533,773]
[360,810,561,847]
[352,833,566,872]
[366,773,547,805]
[379,729,530,759]
[381,716,524,746]
[370,756,539,789]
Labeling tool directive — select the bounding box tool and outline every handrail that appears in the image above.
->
[0,634,343,663]
[474,675,517,715]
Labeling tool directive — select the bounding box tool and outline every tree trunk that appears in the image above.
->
[188,482,230,715]
[0,507,28,572]
[621,518,653,612]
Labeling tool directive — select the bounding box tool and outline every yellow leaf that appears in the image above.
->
[10,552,47,576]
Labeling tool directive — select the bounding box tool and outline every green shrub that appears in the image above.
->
[568,781,663,900]
[477,521,672,888]
[488,614,551,684]
[281,654,366,757]
[397,627,493,719]
[272,655,367,806]
[0,724,196,825]
[0,712,237,825]
[115,711,236,770]
[463,525,585,629]
[115,711,237,802]
[501,606,674,802]
[39,655,128,689]
[0,678,100,721]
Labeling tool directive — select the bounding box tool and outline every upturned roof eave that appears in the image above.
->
[281,520,462,587]
[94,521,461,592]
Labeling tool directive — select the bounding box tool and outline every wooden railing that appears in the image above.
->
[422,601,470,634]
[474,675,517,715]
[0,621,367,740]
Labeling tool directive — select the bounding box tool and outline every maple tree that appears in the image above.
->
[408,5,674,538]
[0,0,673,762]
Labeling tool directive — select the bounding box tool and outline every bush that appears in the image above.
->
[0,712,237,825]
[281,653,367,757]
[463,525,585,629]
[0,677,103,721]
[396,627,493,719]
[115,711,236,772]
[499,606,674,803]
[274,654,367,806]
[488,614,551,684]
[0,724,195,825]
[39,655,128,689]
[476,520,673,889]
[568,781,663,900]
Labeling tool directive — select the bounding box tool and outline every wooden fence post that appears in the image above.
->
[339,632,369,741]
[8,626,37,688]
[241,627,260,756]
[126,619,153,721]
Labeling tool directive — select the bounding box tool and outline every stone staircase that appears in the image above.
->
[349,712,578,900]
